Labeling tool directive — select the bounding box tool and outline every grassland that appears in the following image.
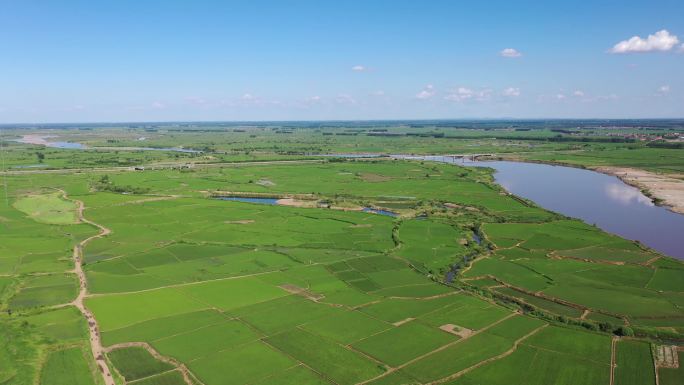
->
[0,124,681,384]
[13,192,79,224]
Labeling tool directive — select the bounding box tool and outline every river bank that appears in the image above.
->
[476,154,684,216]
[397,154,684,259]
[592,167,684,215]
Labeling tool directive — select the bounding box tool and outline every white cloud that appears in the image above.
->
[573,90,585,97]
[444,87,473,102]
[555,94,566,100]
[500,48,522,58]
[296,96,322,109]
[371,90,385,96]
[416,84,435,99]
[502,87,521,97]
[219,93,281,107]
[609,30,679,53]
[658,85,671,94]
[444,87,492,102]
[151,101,166,109]
[335,94,357,104]
[351,65,367,72]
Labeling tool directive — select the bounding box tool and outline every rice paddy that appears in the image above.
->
[0,127,681,385]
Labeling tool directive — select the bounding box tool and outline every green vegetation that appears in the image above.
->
[659,351,684,385]
[107,346,174,381]
[614,340,655,385]
[301,310,391,344]
[13,192,79,224]
[9,274,79,310]
[152,320,259,362]
[40,347,96,385]
[0,124,681,384]
[352,321,457,366]
[266,329,385,385]
[133,370,187,385]
[188,341,296,385]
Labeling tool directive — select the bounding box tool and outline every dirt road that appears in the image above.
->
[64,191,115,385]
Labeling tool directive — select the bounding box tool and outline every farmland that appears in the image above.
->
[0,123,682,384]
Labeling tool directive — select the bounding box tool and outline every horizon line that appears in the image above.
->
[2,117,684,126]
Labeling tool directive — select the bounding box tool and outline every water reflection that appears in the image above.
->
[362,207,398,217]
[604,183,653,206]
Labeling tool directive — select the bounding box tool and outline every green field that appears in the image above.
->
[107,346,174,381]
[13,192,79,225]
[614,340,655,385]
[659,351,684,385]
[352,321,458,366]
[0,125,681,384]
[266,328,384,385]
[39,348,96,385]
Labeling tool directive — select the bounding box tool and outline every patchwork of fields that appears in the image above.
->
[0,157,681,385]
[465,220,684,330]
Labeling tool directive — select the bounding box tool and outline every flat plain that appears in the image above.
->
[0,123,682,385]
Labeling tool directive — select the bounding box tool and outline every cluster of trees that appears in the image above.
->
[647,141,684,149]
[92,175,150,195]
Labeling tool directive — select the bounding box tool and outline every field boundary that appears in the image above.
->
[357,312,519,384]
[425,323,549,385]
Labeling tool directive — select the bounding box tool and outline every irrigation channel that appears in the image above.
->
[394,155,684,260]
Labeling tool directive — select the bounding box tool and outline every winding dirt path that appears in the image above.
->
[64,191,115,385]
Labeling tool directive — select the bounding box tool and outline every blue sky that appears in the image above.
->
[0,0,682,122]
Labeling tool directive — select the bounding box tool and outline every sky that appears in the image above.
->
[0,0,683,123]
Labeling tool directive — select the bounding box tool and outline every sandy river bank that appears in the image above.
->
[592,166,684,215]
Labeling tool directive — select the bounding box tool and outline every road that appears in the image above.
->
[64,191,116,385]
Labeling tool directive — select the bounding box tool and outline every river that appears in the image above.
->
[394,155,684,259]
[11,135,200,153]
